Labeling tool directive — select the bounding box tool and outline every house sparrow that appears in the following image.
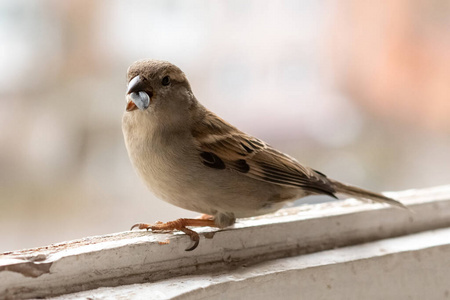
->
[123,59,406,250]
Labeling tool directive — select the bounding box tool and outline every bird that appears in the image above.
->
[122,59,406,251]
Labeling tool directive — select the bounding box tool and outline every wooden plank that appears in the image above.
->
[50,227,450,300]
[1,185,450,299]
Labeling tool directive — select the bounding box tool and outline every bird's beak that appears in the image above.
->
[127,75,145,95]
[126,76,151,112]
[126,99,138,112]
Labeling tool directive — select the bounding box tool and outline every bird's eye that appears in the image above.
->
[162,76,171,86]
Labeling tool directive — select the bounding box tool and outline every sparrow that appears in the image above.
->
[123,59,406,251]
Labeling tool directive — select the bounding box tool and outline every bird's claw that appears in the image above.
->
[129,218,216,251]
[180,227,200,251]
[130,223,151,231]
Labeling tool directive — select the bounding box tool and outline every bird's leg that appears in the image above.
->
[130,218,217,251]
[196,214,214,220]
[131,218,217,231]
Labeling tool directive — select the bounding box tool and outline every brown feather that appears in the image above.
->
[192,110,337,198]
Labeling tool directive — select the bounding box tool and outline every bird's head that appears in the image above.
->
[125,60,194,120]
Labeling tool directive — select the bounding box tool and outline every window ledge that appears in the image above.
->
[1,185,450,299]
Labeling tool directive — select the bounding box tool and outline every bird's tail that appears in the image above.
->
[330,179,407,209]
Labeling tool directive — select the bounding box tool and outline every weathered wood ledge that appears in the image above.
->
[1,185,450,299]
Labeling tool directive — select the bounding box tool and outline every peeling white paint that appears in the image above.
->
[51,228,450,300]
[1,185,450,299]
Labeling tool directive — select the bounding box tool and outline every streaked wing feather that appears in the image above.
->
[192,111,336,197]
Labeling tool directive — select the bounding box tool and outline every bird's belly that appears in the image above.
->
[124,134,301,218]
[142,162,299,217]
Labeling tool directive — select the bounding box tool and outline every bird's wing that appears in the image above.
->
[192,111,336,197]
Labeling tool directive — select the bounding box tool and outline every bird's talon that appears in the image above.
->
[185,238,200,251]
[130,223,147,231]
[180,227,200,251]
[129,218,216,250]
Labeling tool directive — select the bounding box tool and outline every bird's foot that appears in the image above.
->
[130,218,217,251]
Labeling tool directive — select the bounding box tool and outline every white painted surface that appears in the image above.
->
[52,228,450,300]
[1,185,450,299]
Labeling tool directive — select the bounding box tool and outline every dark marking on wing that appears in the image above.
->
[233,159,250,173]
[200,152,226,169]
[247,139,264,148]
[240,142,254,154]
[312,169,328,178]
[260,163,309,182]
[259,162,337,198]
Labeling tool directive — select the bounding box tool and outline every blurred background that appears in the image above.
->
[1,0,449,252]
